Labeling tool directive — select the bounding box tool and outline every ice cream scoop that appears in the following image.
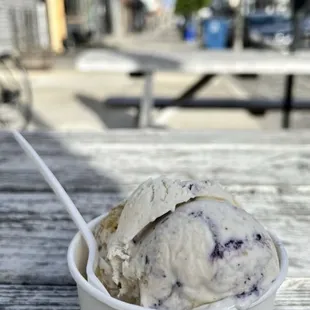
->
[95,177,280,310]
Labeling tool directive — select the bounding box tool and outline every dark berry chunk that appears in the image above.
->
[145,255,149,265]
[224,239,244,250]
[237,291,246,298]
[251,285,258,293]
[176,281,182,287]
[255,234,262,241]
[236,284,259,298]
[211,243,224,259]
[188,210,203,218]
[152,300,162,309]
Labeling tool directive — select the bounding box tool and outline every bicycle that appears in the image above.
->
[0,52,33,129]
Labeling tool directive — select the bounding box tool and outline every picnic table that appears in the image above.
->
[76,49,310,129]
[1,130,310,309]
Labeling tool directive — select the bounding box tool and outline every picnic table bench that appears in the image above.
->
[76,49,310,128]
[1,130,310,309]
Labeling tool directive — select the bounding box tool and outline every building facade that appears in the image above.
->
[0,0,39,53]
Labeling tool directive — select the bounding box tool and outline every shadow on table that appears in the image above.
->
[19,131,122,193]
[75,93,139,128]
[78,47,182,72]
[112,49,182,71]
[0,126,123,286]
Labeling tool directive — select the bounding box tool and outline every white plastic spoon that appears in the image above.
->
[13,130,110,295]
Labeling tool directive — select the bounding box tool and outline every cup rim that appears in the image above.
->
[67,213,288,310]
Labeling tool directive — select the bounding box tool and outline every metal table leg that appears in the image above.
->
[282,75,294,129]
[177,74,215,100]
[281,8,302,129]
[138,71,154,128]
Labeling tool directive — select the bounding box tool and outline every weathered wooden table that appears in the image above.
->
[1,130,310,309]
[77,49,310,128]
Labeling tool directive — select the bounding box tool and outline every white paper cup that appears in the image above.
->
[68,214,288,310]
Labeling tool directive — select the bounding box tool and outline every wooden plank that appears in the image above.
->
[1,190,309,285]
[275,278,310,309]
[1,131,310,192]
[17,130,310,145]
[76,49,310,74]
[0,278,309,309]
[0,284,79,310]
[0,193,120,285]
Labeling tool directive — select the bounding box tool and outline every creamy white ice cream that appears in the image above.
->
[94,177,279,310]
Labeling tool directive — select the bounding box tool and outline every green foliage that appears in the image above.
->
[175,0,212,15]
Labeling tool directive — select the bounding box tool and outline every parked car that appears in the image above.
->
[246,13,310,49]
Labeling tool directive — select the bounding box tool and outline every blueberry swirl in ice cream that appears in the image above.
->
[94,177,279,310]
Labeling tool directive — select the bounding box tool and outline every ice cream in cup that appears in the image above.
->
[67,177,288,310]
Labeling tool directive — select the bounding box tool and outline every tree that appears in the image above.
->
[175,0,212,15]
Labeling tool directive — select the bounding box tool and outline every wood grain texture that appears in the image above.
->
[1,131,309,308]
[76,49,310,74]
[1,190,309,285]
[1,131,310,192]
[0,284,79,310]
[17,130,310,144]
[0,278,309,310]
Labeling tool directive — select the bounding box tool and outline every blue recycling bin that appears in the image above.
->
[202,18,229,49]
[184,18,197,42]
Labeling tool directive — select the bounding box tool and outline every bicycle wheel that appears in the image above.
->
[0,54,33,130]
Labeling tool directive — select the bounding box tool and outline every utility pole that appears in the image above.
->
[109,0,124,39]
[232,0,245,51]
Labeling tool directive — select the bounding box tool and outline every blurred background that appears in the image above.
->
[1,0,310,131]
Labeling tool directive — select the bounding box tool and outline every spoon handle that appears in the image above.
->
[13,131,110,295]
